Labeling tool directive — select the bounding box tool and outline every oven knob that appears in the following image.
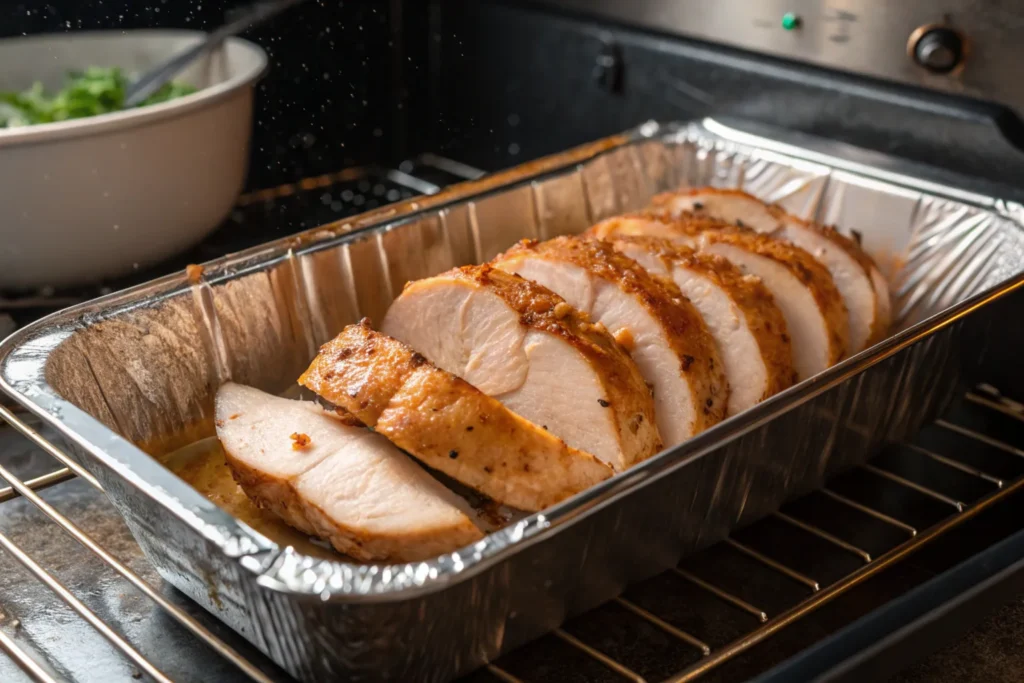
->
[911,27,964,74]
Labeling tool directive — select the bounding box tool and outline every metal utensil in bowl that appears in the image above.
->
[0,31,267,290]
[124,0,303,107]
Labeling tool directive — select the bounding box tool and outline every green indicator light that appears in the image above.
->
[781,12,801,30]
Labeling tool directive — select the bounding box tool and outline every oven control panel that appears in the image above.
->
[532,0,1024,114]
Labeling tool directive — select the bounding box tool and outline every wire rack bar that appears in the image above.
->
[0,526,173,683]
[665,473,1024,682]
[0,405,101,491]
[553,629,647,683]
[0,468,74,504]
[672,569,768,623]
[861,463,964,510]
[724,539,820,592]
[0,457,274,683]
[0,627,60,683]
[772,512,872,562]
[965,391,1024,420]
[485,663,526,683]
[935,419,1024,458]
[614,597,711,655]
[819,488,918,536]
[415,153,488,180]
[901,442,1004,487]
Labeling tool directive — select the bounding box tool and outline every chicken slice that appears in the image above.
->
[652,187,778,232]
[653,188,891,352]
[491,236,726,446]
[776,213,890,351]
[381,265,660,470]
[214,382,483,562]
[299,321,614,511]
[587,213,849,380]
[610,235,797,416]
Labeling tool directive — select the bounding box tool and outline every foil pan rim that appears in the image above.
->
[3,118,1024,602]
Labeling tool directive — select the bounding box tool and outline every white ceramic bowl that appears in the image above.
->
[0,30,267,289]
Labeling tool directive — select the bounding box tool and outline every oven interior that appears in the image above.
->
[4,2,1024,682]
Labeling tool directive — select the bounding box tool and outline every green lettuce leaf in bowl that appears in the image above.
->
[0,67,197,128]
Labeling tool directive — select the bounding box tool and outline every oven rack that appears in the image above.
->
[3,383,1024,682]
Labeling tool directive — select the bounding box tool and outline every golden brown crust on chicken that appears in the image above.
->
[227,453,319,534]
[609,235,798,398]
[587,211,741,243]
[652,187,891,350]
[299,496,483,562]
[773,211,891,346]
[228,454,484,561]
[404,264,662,466]
[588,212,850,365]
[701,228,849,364]
[494,237,728,433]
[299,321,614,512]
[651,187,777,230]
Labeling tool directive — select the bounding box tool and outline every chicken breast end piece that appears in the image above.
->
[215,382,483,562]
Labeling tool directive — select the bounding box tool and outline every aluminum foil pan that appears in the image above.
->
[3,119,1024,682]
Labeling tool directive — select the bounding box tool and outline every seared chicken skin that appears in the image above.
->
[300,321,615,512]
[775,212,891,351]
[653,188,890,352]
[492,236,727,446]
[215,382,484,562]
[652,188,781,233]
[610,235,797,416]
[587,213,849,380]
[381,265,661,470]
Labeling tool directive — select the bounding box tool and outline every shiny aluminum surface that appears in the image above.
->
[2,119,1024,681]
[529,1,1024,115]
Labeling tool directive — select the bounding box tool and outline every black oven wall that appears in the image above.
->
[423,0,1024,188]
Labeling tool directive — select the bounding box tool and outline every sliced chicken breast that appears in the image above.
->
[381,265,661,470]
[215,382,483,562]
[652,187,779,232]
[654,187,891,352]
[610,235,797,416]
[492,236,727,446]
[299,321,614,512]
[775,213,891,351]
[587,213,849,380]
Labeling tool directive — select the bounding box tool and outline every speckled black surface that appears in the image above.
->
[891,599,1024,683]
